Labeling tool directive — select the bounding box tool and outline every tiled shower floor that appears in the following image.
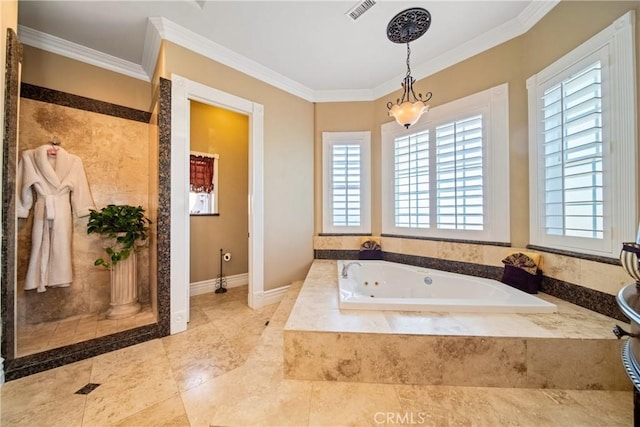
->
[16,304,156,357]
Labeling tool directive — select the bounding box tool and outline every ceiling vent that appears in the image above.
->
[345,0,376,22]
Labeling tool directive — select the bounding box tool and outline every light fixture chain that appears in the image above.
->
[405,43,411,78]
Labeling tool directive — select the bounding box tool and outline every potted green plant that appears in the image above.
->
[87,204,151,319]
[87,204,151,268]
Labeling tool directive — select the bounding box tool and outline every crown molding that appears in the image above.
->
[141,18,163,78]
[150,17,315,102]
[18,25,149,82]
[312,88,376,103]
[17,0,558,103]
[372,0,560,101]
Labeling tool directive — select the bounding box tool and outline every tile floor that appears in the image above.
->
[17,304,157,357]
[0,283,634,426]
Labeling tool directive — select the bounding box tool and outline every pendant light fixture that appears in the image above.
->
[386,7,432,129]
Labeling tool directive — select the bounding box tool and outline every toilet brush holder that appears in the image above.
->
[215,248,228,294]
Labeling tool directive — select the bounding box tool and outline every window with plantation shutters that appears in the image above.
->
[436,115,484,230]
[527,11,636,258]
[322,132,371,234]
[331,144,362,227]
[394,130,429,228]
[382,84,510,243]
[542,62,603,239]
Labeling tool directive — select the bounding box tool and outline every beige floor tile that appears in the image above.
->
[84,344,179,426]
[0,392,86,427]
[209,378,313,427]
[180,362,285,427]
[4,278,634,427]
[162,322,245,391]
[112,393,191,427]
[0,359,92,427]
[187,306,212,330]
[308,381,403,426]
[90,339,169,383]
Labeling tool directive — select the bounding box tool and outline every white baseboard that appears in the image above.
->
[190,273,248,296]
[250,284,290,308]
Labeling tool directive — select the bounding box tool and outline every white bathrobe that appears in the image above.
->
[17,145,95,292]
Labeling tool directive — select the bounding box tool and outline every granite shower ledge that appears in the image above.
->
[285,260,626,340]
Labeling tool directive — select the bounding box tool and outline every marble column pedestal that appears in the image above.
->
[107,252,141,319]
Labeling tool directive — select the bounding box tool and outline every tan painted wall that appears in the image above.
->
[314,1,640,296]
[316,1,640,247]
[160,41,314,291]
[20,45,152,112]
[189,101,249,282]
[313,102,376,233]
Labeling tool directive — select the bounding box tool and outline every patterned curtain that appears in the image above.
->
[190,155,215,193]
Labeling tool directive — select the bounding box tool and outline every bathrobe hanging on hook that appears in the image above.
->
[17,144,95,292]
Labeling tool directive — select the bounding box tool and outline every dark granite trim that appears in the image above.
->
[20,83,151,123]
[156,77,172,336]
[526,244,620,266]
[313,249,624,321]
[314,249,360,260]
[381,234,511,247]
[318,233,373,237]
[540,276,625,322]
[4,325,160,381]
[383,252,504,281]
[1,29,21,364]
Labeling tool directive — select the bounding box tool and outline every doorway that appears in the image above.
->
[170,75,265,334]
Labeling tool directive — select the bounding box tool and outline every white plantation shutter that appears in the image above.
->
[382,83,510,242]
[394,130,429,228]
[331,144,361,227]
[542,62,603,239]
[528,11,636,258]
[436,115,484,230]
[322,132,371,233]
[391,115,485,231]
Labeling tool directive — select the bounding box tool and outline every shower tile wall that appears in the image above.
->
[17,98,151,325]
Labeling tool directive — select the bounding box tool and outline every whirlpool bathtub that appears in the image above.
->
[338,260,557,313]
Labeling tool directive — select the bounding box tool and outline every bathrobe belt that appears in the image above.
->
[44,194,56,220]
[36,193,61,291]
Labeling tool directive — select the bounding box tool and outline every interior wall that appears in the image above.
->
[16,98,151,323]
[189,101,249,282]
[313,102,375,234]
[314,1,640,296]
[19,45,151,112]
[314,1,640,248]
[160,41,314,291]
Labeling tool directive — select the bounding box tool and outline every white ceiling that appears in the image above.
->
[16,1,558,102]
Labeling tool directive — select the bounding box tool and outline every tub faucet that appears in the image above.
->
[341,262,362,278]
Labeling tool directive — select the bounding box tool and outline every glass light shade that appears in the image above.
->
[389,101,428,129]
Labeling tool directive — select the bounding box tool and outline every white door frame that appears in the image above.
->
[170,74,264,334]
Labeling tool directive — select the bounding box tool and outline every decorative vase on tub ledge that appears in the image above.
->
[87,204,151,320]
[620,242,640,292]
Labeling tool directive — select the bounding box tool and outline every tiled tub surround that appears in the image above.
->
[314,235,628,321]
[284,260,630,390]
